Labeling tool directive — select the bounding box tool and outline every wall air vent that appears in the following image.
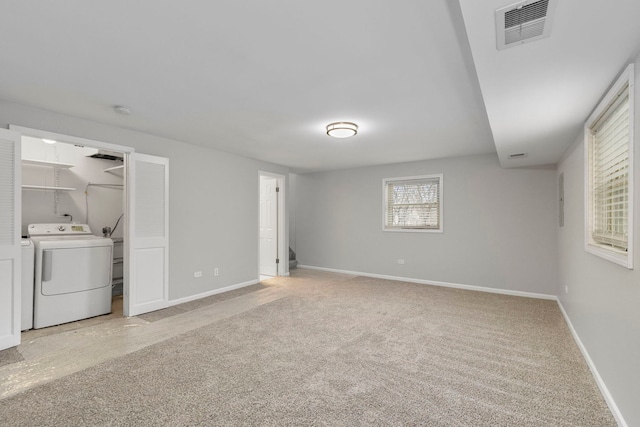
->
[88,150,123,161]
[495,0,555,50]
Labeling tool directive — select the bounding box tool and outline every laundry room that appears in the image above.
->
[21,136,125,330]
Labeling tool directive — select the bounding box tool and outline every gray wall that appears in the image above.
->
[296,153,558,295]
[556,54,640,426]
[1,100,289,301]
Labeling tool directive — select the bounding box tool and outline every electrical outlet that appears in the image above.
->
[397,259,405,265]
[565,285,569,294]
[214,268,219,276]
[194,271,202,278]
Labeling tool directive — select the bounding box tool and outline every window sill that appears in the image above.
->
[585,243,633,269]
[383,228,443,233]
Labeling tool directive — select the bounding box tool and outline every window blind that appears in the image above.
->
[590,84,630,250]
[385,177,440,230]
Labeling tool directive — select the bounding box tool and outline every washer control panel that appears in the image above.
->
[28,224,93,236]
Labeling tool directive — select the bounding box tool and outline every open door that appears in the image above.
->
[259,172,286,278]
[259,175,278,276]
[0,129,21,350]
[124,152,169,316]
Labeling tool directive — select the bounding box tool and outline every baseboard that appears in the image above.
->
[297,265,556,300]
[167,279,259,307]
[557,300,627,427]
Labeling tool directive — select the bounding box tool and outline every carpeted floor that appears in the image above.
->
[0,347,23,368]
[0,274,615,426]
[137,282,269,322]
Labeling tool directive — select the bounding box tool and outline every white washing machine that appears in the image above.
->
[21,238,34,331]
[28,224,114,329]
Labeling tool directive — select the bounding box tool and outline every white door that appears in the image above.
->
[0,129,21,350]
[259,176,278,276]
[124,153,169,316]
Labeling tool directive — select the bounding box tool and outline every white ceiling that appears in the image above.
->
[0,1,638,173]
[459,0,640,168]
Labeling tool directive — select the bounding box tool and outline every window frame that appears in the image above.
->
[584,63,635,269]
[382,174,443,233]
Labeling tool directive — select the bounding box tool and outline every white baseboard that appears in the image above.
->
[167,279,259,307]
[557,301,627,427]
[297,265,557,300]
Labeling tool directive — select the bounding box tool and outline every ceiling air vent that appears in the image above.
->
[508,152,527,159]
[495,0,556,50]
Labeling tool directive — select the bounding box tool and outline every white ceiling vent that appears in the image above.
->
[495,0,556,50]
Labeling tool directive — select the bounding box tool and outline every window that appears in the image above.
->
[383,174,443,232]
[585,64,634,268]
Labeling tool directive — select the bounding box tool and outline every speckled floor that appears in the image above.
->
[0,276,288,399]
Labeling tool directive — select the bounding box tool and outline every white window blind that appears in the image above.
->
[384,175,442,231]
[589,85,630,250]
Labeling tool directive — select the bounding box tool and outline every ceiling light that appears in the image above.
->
[114,105,132,115]
[42,139,57,144]
[326,122,358,138]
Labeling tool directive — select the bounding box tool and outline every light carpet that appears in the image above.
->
[0,275,614,426]
[138,282,268,322]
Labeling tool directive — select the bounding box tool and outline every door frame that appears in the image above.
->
[9,125,135,317]
[258,171,286,277]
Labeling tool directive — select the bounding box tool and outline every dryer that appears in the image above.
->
[28,224,114,329]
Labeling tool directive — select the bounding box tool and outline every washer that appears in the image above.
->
[21,238,34,331]
[28,224,113,329]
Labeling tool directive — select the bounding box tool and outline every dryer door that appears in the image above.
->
[41,246,112,295]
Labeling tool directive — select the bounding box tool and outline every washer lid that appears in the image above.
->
[28,223,93,237]
[30,235,113,249]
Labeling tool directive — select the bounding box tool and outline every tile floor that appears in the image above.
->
[0,269,356,400]
[0,275,294,399]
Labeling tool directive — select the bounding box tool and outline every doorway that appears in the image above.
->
[259,172,285,279]
[1,125,170,348]
[21,136,126,328]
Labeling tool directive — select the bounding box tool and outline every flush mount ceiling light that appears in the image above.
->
[326,122,358,138]
[42,138,57,144]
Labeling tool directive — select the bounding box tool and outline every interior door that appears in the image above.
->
[0,129,21,350]
[259,176,278,276]
[124,152,169,316]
